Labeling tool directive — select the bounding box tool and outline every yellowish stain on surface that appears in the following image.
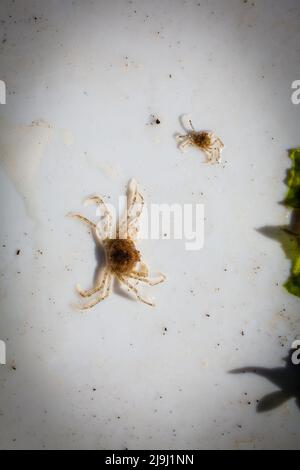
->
[0,118,54,218]
[61,128,74,147]
[85,153,122,180]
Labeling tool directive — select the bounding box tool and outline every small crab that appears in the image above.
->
[68,179,165,309]
[176,119,224,163]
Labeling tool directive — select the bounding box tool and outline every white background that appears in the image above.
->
[0,0,299,449]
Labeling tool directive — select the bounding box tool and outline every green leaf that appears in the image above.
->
[285,148,300,208]
[284,148,300,296]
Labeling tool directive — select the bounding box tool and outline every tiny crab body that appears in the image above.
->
[68,179,165,309]
[105,238,140,274]
[176,119,224,164]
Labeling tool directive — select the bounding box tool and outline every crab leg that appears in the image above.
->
[76,267,109,298]
[67,212,96,229]
[128,272,166,286]
[117,274,155,307]
[77,272,112,310]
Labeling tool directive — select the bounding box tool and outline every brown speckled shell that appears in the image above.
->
[192,131,211,149]
[106,238,141,274]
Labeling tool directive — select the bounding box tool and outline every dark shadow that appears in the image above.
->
[229,349,300,412]
[257,225,299,266]
[91,230,106,285]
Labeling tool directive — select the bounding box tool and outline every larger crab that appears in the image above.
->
[68,179,165,309]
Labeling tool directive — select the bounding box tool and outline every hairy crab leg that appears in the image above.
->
[67,212,96,229]
[188,119,195,131]
[77,272,112,310]
[117,274,155,307]
[76,268,109,298]
[129,272,166,286]
[84,196,113,238]
[118,180,144,239]
[134,261,149,277]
